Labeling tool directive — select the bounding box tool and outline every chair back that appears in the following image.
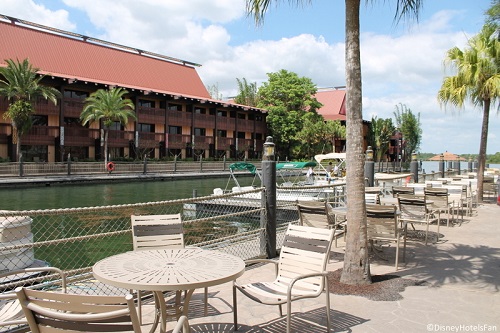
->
[392,186,414,198]
[424,187,449,210]
[296,201,333,228]
[364,193,380,205]
[15,288,142,333]
[1,267,66,329]
[277,224,334,294]
[398,194,428,219]
[366,204,398,239]
[131,214,184,250]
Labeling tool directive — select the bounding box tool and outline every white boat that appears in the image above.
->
[212,162,339,202]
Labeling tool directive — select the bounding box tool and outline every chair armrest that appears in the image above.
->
[243,259,279,276]
[287,271,329,298]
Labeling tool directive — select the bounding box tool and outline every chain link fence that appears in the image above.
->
[0,182,346,332]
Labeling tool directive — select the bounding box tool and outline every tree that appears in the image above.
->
[370,116,395,162]
[206,83,223,100]
[257,69,322,158]
[393,103,422,162]
[246,0,422,285]
[0,58,60,161]
[80,88,136,166]
[437,23,500,202]
[234,78,259,106]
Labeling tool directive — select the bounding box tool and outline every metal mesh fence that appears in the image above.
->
[0,182,346,332]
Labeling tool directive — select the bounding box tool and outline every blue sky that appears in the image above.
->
[0,0,498,155]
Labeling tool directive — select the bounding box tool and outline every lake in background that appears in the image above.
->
[0,161,498,211]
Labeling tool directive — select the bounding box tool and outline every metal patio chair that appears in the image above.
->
[131,214,208,322]
[397,194,439,245]
[366,204,407,270]
[233,223,334,333]
[1,267,66,332]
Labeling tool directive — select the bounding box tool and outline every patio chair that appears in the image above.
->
[442,185,467,224]
[366,204,407,270]
[397,194,439,245]
[233,223,334,333]
[16,287,190,333]
[131,214,208,322]
[424,187,452,227]
[392,186,414,198]
[296,200,345,247]
[0,267,66,332]
[365,193,380,204]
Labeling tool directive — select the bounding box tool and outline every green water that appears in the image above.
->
[0,176,256,211]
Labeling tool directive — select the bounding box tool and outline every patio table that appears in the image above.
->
[93,248,245,333]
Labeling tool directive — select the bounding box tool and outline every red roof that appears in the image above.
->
[315,88,346,121]
[0,19,211,99]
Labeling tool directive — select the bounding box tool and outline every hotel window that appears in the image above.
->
[237,113,246,120]
[32,115,48,126]
[230,111,236,118]
[168,103,182,111]
[194,107,206,114]
[169,126,182,134]
[248,114,255,120]
[63,90,88,99]
[255,115,263,121]
[217,110,227,117]
[109,122,123,131]
[64,117,82,126]
[138,123,154,132]
[209,109,216,116]
[217,130,227,137]
[255,133,263,140]
[237,131,245,139]
[139,99,155,108]
[194,128,206,136]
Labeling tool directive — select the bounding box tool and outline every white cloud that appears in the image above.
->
[0,0,75,30]
[1,1,497,155]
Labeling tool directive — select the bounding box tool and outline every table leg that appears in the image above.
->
[181,289,195,316]
[154,291,168,333]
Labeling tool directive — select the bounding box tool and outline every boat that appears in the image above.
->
[212,162,334,202]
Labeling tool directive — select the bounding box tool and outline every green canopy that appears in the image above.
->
[276,161,317,170]
[229,162,257,175]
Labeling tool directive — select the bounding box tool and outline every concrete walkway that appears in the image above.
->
[136,201,500,333]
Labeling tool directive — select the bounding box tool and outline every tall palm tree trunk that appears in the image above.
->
[340,0,371,285]
[476,99,490,202]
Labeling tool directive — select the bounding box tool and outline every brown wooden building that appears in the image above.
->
[0,15,267,162]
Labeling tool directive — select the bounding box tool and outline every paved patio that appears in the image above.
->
[134,201,500,333]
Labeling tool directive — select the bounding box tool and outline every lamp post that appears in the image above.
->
[364,146,374,187]
[410,151,418,183]
[262,136,276,258]
[439,153,445,178]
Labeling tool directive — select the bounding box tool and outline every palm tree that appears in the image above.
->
[246,0,422,285]
[80,87,136,166]
[438,23,500,202]
[0,58,60,162]
[370,116,395,162]
[234,78,259,106]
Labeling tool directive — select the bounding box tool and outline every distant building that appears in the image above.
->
[315,87,372,154]
[0,15,267,162]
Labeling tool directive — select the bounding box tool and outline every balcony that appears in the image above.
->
[63,127,99,146]
[22,126,58,145]
[62,98,85,118]
[108,130,134,147]
[167,134,191,149]
[34,98,59,115]
[137,106,165,124]
[137,132,163,149]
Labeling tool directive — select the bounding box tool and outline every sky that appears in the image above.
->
[0,0,498,155]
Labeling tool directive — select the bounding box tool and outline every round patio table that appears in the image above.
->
[93,248,245,333]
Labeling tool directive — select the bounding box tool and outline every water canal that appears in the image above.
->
[0,176,256,211]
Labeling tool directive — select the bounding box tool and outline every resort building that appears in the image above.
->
[0,15,268,162]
